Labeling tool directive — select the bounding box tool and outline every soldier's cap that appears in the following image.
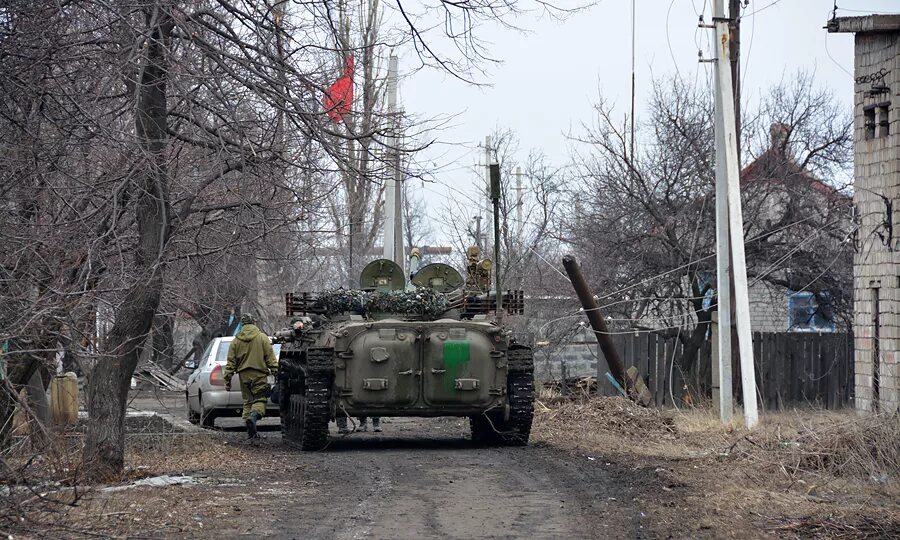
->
[240,313,256,325]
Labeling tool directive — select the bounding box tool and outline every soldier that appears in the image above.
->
[356,416,382,432]
[335,415,352,435]
[335,415,382,434]
[224,313,278,439]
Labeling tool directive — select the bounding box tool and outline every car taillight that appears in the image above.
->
[209,364,226,386]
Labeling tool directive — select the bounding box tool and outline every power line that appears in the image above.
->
[666,0,681,79]
[824,24,854,78]
[742,0,782,18]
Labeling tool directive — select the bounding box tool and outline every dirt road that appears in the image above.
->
[121,390,655,539]
[18,390,896,539]
[171,416,651,539]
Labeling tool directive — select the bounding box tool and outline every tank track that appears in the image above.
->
[470,347,534,446]
[280,348,333,451]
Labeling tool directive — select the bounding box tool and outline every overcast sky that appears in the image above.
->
[388,0,898,244]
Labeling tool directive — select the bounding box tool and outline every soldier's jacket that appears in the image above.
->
[224,324,278,380]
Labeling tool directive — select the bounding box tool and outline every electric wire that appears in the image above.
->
[742,0,782,18]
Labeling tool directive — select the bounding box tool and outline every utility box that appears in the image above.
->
[50,372,79,427]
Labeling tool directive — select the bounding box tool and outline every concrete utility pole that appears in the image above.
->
[383,55,403,266]
[729,0,741,164]
[711,2,734,424]
[515,167,524,246]
[483,136,492,256]
[714,73,734,425]
[712,0,757,428]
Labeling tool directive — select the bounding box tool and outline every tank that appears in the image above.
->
[274,250,534,450]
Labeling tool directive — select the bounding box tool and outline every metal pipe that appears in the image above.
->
[562,255,628,390]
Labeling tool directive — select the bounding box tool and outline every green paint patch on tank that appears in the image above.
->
[442,341,470,392]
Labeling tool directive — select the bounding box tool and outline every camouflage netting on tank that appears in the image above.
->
[314,289,450,318]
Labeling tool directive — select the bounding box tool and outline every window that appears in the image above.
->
[215,340,230,365]
[865,106,876,139]
[199,340,214,367]
[697,271,715,311]
[864,102,891,140]
[788,291,835,332]
[878,103,890,137]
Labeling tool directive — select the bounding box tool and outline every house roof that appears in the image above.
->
[827,14,900,34]
[739,124,846,200]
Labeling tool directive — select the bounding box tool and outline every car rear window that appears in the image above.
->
[215,341,231,364]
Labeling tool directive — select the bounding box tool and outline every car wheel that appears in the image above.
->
[187,393,200,424]
[199,392,217,429]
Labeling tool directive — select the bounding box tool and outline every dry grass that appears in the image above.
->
[124,433,252,478]
[1,430,249,538]
[532,395,900,538]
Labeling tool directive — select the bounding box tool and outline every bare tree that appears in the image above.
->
[564,72,853,386]
[0,0,574,476]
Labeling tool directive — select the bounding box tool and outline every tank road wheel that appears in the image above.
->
[469,347,535,446]
[281,348,333,451]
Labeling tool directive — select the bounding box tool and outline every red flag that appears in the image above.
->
[323,55,354,123]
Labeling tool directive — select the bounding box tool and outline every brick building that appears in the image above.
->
[828,14,900,413]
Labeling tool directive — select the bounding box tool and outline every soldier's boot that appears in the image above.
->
[372,417,382,433]
[246,411,260,439]
[336,416,351,435]
[356,417,368,432]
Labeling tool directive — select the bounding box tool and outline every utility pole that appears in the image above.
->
[383,55,403,266]
[473,215,483,251]
[490,163,502,317]
[630,0,636,160]
[714,59,734,425]
[515,167,524,246]
[711,0,757,428]
[484,136,492,256]
[729,0,741,165]
[562,255,628,391]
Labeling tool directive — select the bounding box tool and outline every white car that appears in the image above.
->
[184,336,281,428]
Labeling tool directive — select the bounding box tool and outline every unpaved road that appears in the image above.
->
[255,419,648,539]
[131,391,657,539]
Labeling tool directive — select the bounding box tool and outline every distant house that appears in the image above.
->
[828,14,900,414]
[739,124,851,333]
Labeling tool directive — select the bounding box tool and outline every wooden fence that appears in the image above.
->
[595,331,854,410]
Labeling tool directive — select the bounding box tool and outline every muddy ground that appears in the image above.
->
[5,390,898,539]
[118,390,659,539]
[198,418,655,539]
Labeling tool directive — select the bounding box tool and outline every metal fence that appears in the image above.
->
[594,331,854,410]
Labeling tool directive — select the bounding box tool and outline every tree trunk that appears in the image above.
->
[151,313,175,370]
[0,351,41,450]
[25,368,50,447]
[82,5,172,480]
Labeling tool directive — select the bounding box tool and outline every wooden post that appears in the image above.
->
[50,372,79,428]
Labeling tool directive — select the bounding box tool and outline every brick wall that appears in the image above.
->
[851,30,900,413]
[748,281,788,332]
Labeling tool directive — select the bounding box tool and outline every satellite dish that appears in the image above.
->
[360,259,405,291]
[411,263,464,293]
